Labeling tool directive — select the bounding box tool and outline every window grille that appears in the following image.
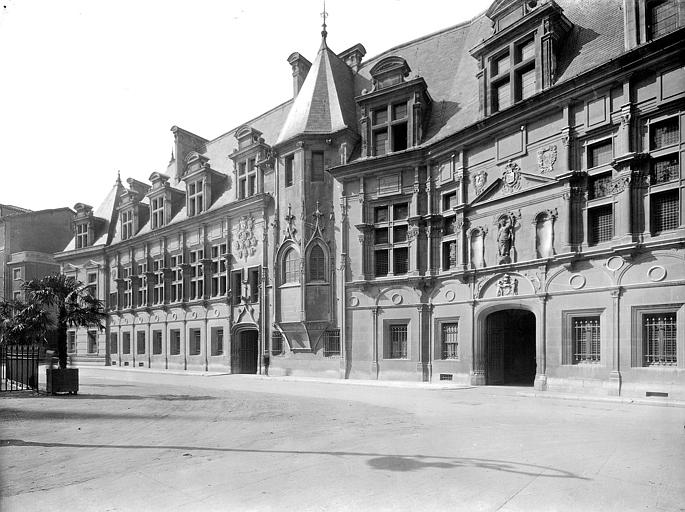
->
[651,190,679,234]
[393,247,409,275]
[323,329,341,357]
[589,205,613,245]
[649,0,678,39]
[189,329,201,356]
[588,140,612,168]
[572,317,601,363]
[283,249,300,283]
[651,117,679,149]
[651,155,679,184]
[375,250,389,277]
[122,332,131,354]
[110,333,118,354]
[643,313,677,365]
[271,331,283,355]
[308,245,326,282]
[389,324,408,359]
[441,323,459,359]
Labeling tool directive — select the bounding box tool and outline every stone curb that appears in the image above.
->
[516,390,685,408]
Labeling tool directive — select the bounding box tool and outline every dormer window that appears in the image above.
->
[188,179,204,216]
[372,102,409,155]
[121,210,134,240]
[75,223,89,249]
[237,157,258,199]
[151,197,164,228]
[230,125,269,200]
[489,35,536,113]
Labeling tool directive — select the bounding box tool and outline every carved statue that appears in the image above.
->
[497,216,513,264]
[496,274,518,297]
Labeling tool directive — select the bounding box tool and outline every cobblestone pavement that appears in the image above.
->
[1,368,684,512]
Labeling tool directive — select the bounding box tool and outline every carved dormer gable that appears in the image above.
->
[230,125,272,200]
[147,172,184,229]
[73,203,96,249]
[357,56,432,158]
[471,0,572,117]
[181,153,227,216]
[117,179,150,241]
[369,56,411,90]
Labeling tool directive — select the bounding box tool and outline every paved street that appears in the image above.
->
[1,368,684,512]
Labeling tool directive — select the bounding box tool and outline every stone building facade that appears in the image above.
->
[55,0,685,398]
[0,205,73,302]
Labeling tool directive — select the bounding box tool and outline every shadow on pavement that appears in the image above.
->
[0,408,160,421]
[0,439,589,480]
[74,394,218,401]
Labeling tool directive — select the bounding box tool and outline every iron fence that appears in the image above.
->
[1,344,42,392]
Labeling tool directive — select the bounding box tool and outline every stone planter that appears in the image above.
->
[46,368,79,395]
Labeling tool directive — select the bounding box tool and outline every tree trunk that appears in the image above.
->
[57,321,68,369]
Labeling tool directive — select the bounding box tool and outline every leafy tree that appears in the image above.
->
[22,274,106,369]
[0,299,51,345]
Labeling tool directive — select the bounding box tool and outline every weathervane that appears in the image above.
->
[321,0,328,39]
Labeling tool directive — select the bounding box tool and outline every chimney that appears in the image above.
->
[287,52,312,98]
[338,43,367,73]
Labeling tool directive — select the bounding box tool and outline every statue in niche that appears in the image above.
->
[496,274,518,297]
[497,216,514,264]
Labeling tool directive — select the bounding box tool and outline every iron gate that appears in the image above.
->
[1,344,42,391]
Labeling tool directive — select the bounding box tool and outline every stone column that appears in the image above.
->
[416,305,428,382]
[470,299,486,385]
[371,306,379,379]
[534,295,548,391]
[609,288,622,396]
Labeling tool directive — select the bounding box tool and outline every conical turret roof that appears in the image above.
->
[276,37,356,145]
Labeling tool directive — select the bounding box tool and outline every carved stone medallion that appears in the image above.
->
[537,145,557,174]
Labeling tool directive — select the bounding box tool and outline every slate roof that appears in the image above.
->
[276,37,357,145]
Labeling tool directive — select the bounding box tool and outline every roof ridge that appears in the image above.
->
[206,98,294,145]
[360,10,487,69]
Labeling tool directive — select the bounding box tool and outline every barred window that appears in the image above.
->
[375,250,389,277]
[271,331,283,355]
[651,155,679,184]
[648,0,678,39]
[651,117,679,149]
[110,333,118,354]
[389,324,408,359]
[323,329,341,357]
[589,205,613,245]
[572,317,601,363]
[393,247,409,275]
[588,139,613,168]
[441,323,459,359]
[643,313,677,365]
[136,331,145,355]
[283,249,300,284]
[308,245,326,282]
[152,330,162,355]
[651,190,680,234]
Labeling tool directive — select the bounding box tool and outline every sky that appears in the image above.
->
[0,0,492,212]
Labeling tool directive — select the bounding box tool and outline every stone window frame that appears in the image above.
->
[170,254,184,303]
[383,319,410,360]
[120,209,134,240]
[122,266,133,309]
[631,303,684,368]
[434,317,460,361]
[12,267,21,281]
[306,243,327,283]
[488,31,537,114]
[188,248,204,301]
[152,330,163,355]
[281,246,301,285]
[136,262,148,307]
[152,258,165,304]
[188,328,202,356]
[371,100,410,156]
[646,0,679,40]
[122,331,131,355]
[136,330,146,355]
[237,156,258,199]
[284,154,294,188]
[210,243,228,298]
[371,199,410,278]
[109,333,118,355]
[169,329,181,356]
[210,327,224,356]
[67,330,77,354]
[561,308,607,366]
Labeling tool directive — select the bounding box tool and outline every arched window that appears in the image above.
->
[282,248,299,284]
[308,245,326,282]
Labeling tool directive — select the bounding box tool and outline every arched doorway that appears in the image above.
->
[234,328,259,374]
[486,310,536,386]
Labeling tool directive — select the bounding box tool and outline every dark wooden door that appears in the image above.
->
[486,315,505,385]
[239,330,258,374]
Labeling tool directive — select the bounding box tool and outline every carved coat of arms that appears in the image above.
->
[233,215,258,260]
[502,162,521,194]
[496,273,518,297]
[537,145,557,174]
